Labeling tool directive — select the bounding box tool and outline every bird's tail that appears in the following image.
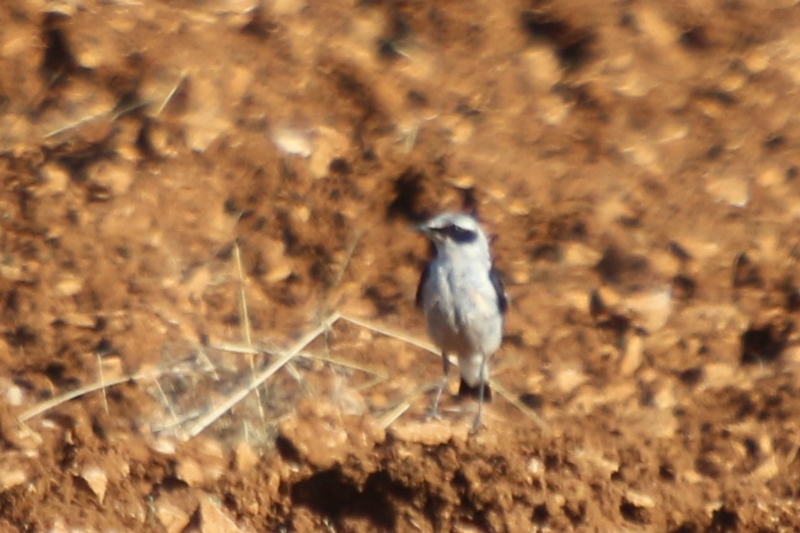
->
[458,378,492,401]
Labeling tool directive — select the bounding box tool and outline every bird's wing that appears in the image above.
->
[489,268,508,314]
[416,262,432,308]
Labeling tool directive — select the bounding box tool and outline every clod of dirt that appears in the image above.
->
[278,399,382,471]
[176,439,226,487]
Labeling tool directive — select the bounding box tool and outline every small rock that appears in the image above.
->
[705,175,749,207]
[80,465,108,503]
[620,333,644,376]
[625,489,656,509]
[54,274,85,297]
[447,175,475,190]
[527,457,543,476]
[522,45,563,89]
[271,127,312,157]
[757,167,784,188]
[555,367,588,394]
[569,448,620,478]
[0,466,28,491]
[38,163,70,195]
[449,119,474,144]
[156,494,193,533]
[743,48,770,73]
[60,312,96,328]
[700,362,737,390]
[234,442,259,473]
[390,420,452,446]
[538,94,571,126]
[150,438,177,456]
[185,77,229,152]
[2,378,23,406]
[99,355,125,381]
[73,34,112,69]
[262,239,294,283]
[562,242,602,267]
[148,124,180,157]
[658,120,689,143]
[200,495,248,533]
[625,289,672,332]
[309,126,349,179]
[176,457,205,487]
[88,160,135,196]
[750,455,779,481]
[197,439,226,481]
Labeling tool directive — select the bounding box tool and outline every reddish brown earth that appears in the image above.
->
[3,0,800,531]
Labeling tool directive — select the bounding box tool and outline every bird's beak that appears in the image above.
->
[412,222,431,236]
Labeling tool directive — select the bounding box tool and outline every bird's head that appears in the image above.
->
[413,212,492,263]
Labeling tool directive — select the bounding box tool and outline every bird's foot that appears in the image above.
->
[424,404,443,421]
[469,412,483,435]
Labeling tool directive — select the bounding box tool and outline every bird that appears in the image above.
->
[413,212,507,433]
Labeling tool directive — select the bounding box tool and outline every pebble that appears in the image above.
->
[562,242,602,267]
[538,94,571,126]
[447,175,475,189]
[522,45,563,89]
[54,274,85,297]
[0,465,28,491]
[705,175,749,207]
[625,489,656,509]
[555,367,588,394]
[176,457,205,487]
[80,465,108,503]
[88,160,135,196]
[234,442,259,473]
[271,127,312,157]
[199,495,248,533]
[38,163,70,195]
[262,238,294,283]
[309,126,349,179]
[625,289,672,332]
[390,420,453,446]
[636,6,679,46]
[156,495,193,533]
[620,333,644,376]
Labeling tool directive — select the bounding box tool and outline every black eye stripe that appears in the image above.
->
[433,224,478,243]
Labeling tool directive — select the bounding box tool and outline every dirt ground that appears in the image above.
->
[3,0,800,531]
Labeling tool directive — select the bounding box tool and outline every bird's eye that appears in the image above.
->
[445,225,478,243]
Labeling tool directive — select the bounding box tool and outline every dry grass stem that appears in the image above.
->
[19,371,154,423]
[489,379,551,435]
[184,312,340,439]
[234,242,264,420]
[157,71,187,116]
[339,313,439,355]
[96,352,109,415]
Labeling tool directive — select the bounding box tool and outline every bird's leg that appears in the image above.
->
[470,353,488,434]
[427,352,450,420]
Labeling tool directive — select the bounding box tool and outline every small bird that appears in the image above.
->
[414,212,507,432]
